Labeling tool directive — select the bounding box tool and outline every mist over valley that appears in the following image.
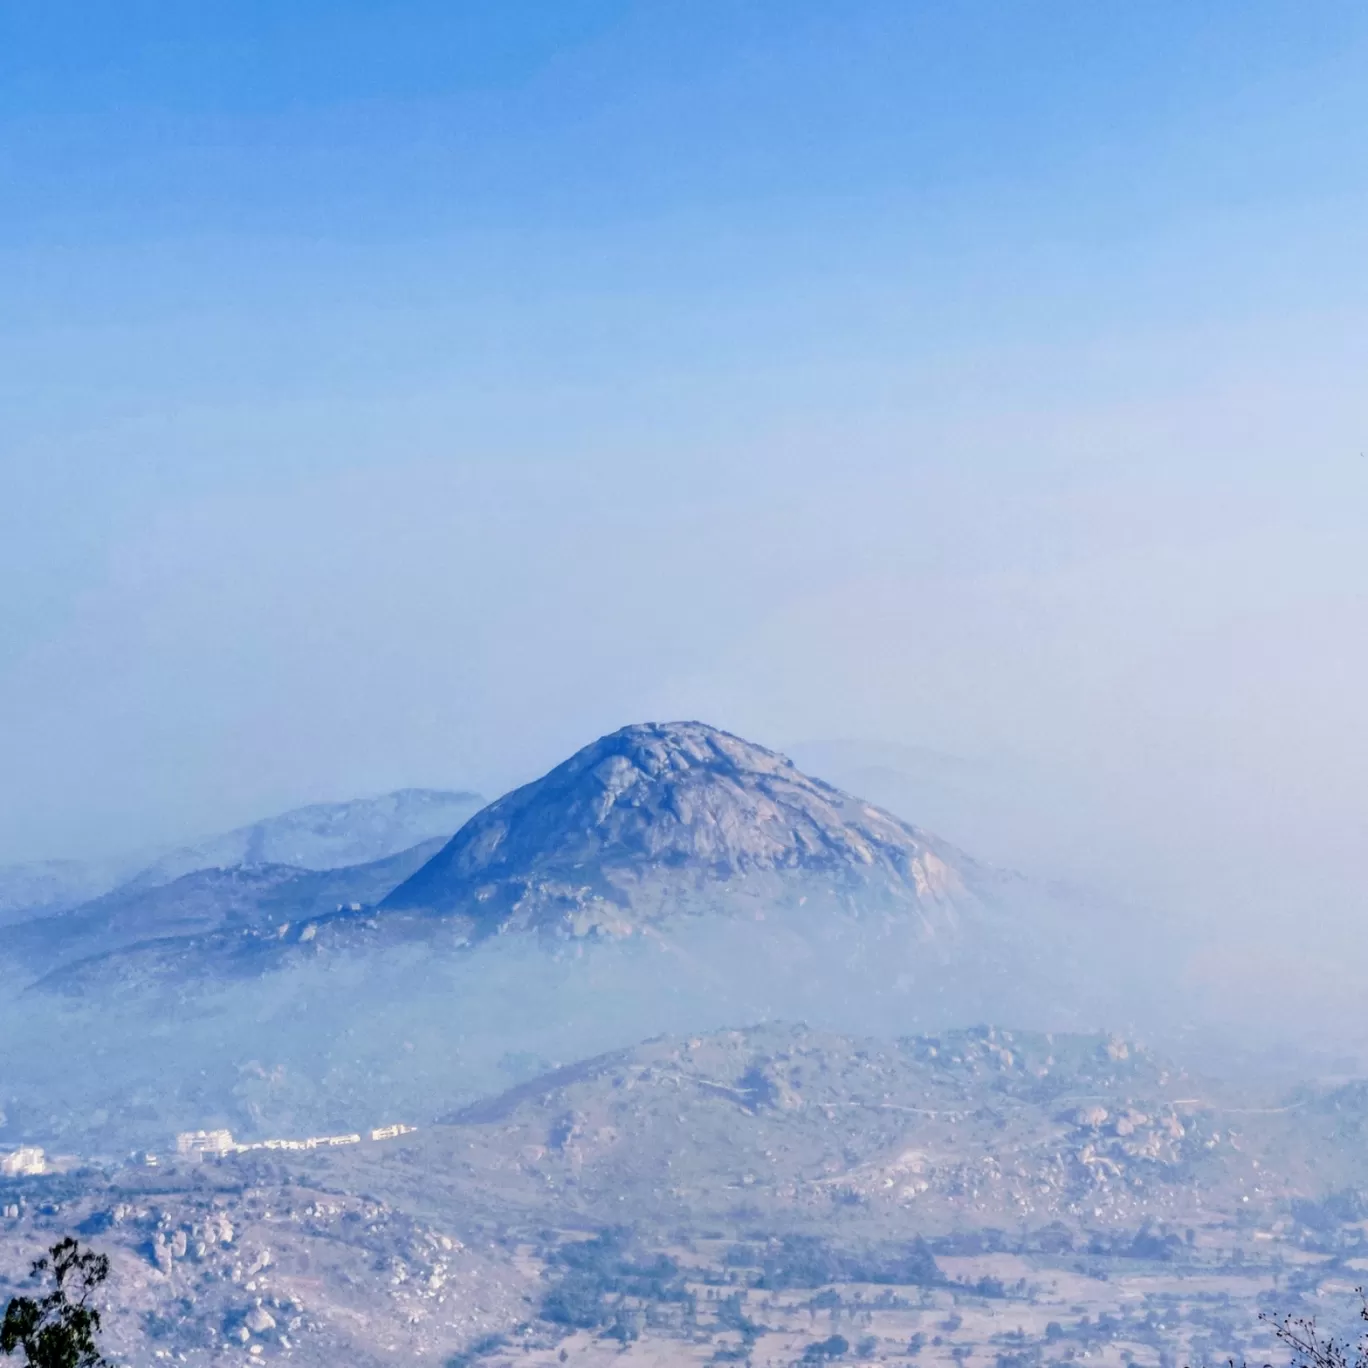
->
[4,723,1367,1368]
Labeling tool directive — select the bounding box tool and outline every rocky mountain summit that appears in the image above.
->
[383,722,980,937]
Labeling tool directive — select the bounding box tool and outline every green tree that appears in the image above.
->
[1,1238,111,1368]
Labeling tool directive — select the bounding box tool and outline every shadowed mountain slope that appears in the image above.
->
[5,836,450,973]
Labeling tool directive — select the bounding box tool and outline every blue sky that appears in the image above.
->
[2,0,1368,928]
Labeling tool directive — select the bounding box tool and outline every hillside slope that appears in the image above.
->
[123,787,484,891]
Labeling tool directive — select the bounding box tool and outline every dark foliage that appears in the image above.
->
[446,1333,507,1368]
[715,1292,763,1344]
[1030,1223,1075,1254]
[1291,1193,1368,1234]
[1126,1230,1181,1262]
[1,1238,110,1368]
[753,1236,942,1290]
[929,1230,1007,1257]
[1080,1226,1182,1262]
[802,1335,850,1361]
[539,1229,691,1330]
[755,1236,845,1290]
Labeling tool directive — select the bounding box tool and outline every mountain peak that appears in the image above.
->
[381,721,973,935]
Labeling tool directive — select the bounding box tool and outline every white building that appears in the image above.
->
[369,1123,417,1142]
[0,1147,47,1177]
[175,1129,236,1159]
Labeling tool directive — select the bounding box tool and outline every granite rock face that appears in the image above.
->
[382,722,981,937]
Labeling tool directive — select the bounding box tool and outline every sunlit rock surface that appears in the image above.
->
[384,721,982,937]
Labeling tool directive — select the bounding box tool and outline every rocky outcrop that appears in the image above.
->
[382,721,981,937]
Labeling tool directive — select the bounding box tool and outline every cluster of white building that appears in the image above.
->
[2,1125,418,1177]
[174,1123,416,1161]
[0,1146,47,1177]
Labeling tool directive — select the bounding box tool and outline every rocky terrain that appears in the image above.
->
[5,723,1344,1368]
[298,1022,1264,1238]
[5,1023,1368,1368]
[0,1165,533,1368]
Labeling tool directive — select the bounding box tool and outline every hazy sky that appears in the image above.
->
[3,0,1368,942]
